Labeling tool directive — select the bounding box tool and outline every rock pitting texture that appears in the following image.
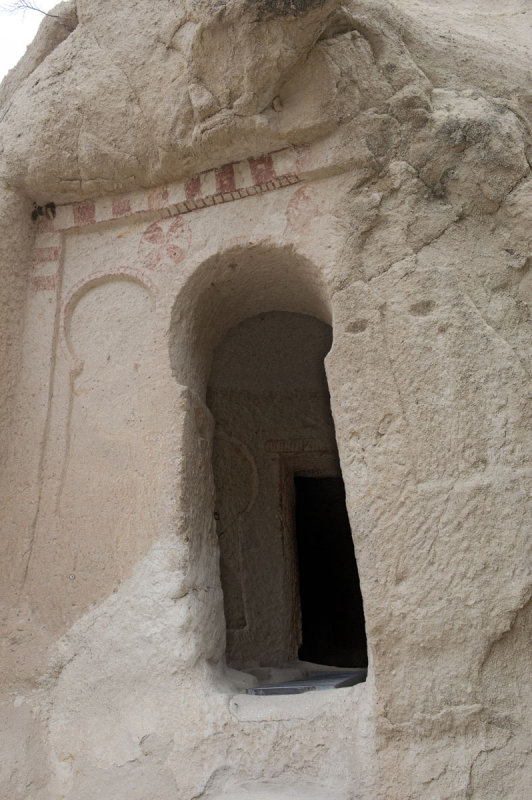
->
[0,0,530,199]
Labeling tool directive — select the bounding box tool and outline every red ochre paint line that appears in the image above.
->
[73,201,96,226]
[31,275,57,291]
[161,175,302,216]
[215,163,236,194]
[185,174,202,202]
[112,197,131,218]
[187,154,276,201]
[53,173,302,230]
[33,247,61,264]
[249,154,276,185]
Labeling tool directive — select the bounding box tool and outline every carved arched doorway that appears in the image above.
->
[170,245,367,679]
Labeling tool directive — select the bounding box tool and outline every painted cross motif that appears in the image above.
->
[138,216,192,271]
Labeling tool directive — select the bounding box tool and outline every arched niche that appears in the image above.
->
[169,244,331,398]
[169,245,367,680]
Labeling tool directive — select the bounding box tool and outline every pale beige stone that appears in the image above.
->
[0,1,530,799]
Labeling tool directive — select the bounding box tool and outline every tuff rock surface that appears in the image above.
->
[0,1,530,799]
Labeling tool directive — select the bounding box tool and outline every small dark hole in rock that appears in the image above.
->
[347,319,368,334]
[409,300,435,316]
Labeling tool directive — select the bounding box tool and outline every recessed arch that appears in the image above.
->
[169,244,367,679]
[169,244,331,398]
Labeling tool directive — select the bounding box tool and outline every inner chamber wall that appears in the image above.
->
[207,311,367,669]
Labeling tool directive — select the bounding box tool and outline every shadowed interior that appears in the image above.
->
[207,310,367,670]
[295,476,367,668]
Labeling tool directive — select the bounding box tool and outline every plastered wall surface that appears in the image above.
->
[0,1,530,799]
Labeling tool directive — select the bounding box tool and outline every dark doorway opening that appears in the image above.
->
[295,476,367,669]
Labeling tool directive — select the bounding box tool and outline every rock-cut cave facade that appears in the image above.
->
[0,1,530,798]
